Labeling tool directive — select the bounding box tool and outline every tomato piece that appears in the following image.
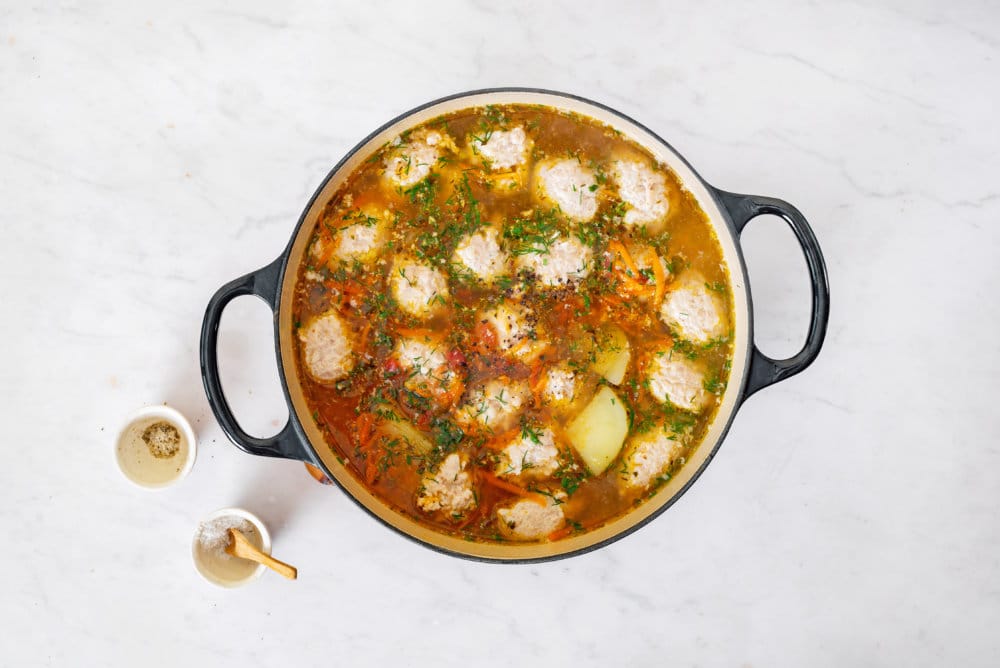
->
[383,357,403,377]
[472,321,498,352]
[446,348,467,369]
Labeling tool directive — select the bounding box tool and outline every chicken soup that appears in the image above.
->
[292,104,734,543]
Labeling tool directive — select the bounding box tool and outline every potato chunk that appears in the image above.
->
[591,324,630,385]
[565,386,628,475]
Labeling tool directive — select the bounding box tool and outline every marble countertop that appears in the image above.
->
[4,1,998,666]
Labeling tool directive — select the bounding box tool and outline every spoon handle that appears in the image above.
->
[228,529,298,580]
[249,551,298,580]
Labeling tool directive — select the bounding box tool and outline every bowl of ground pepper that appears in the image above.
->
[114,405,196,489]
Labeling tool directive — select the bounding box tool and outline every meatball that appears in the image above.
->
[540,363,577,406]
[453,227,510,283]
[384,129,449,188]
[659,271,727,344]
[479,301,547,362]
[515,235,592,287]
[496,496,565,540]
[417,453,476,515]
[534,159,599,222]
[472,126,530,171]
[395,337,447,375]
[331,206,388,263]
[394,337,463,408]
[611,159,670,229]
[496,426,561,478]
[391,259,449,319]
[298,311,354,382]
[646,352,708,412]
[621,430,682,490]
[456,377,531,432]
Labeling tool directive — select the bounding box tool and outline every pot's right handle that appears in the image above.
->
[199,255,309,461]
[713,189,830,401]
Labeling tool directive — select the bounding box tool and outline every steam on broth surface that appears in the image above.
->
[292,104,734,543]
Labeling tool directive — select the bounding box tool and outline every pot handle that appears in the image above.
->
[199,255,309,461]
[713,189,830,400]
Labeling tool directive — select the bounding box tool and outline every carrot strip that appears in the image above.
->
[439,378,466,408]
[479,471,547,503]
[341,280,366,297]
[325,278,366,299]
[618,269,652,292]
[601,294,625,308]
[607,242,655,297]
[528,358,551,407]
[314,246,335,270]
[648,248,666,307]
[356,412,376,448]
[608,240,640,277]
[529,360,546,392]
[358,321,372,351]
[453,510,481,530]
[547,526,574,541]
[312,229,336,270]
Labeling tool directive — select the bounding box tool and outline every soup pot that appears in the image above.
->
[200,88,830,562]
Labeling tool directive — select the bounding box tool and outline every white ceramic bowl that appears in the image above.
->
[192,507,273,588]
[114,405,197,489]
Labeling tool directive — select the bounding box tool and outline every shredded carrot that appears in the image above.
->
[529,360,546,392]
[341,280,366,297]
[607,241,656,297]
[601,294,624,310]
[528,358,551,407]
[608,240,641,277]
[326,278,366,299]
[619,269,653,292]
[314,248,335,271]
[312,229,336,269]
[479,471,547,503]
[453,509,481,529]
[358,321,372,351]
[530,385,544,410]
[547,526,574,541]
[356,412,376,448]
[440,379,466,408]
[648,248,666,307]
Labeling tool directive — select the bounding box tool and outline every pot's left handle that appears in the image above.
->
[200,256,309,461]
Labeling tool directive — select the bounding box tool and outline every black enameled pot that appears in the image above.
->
[200,88,830,562]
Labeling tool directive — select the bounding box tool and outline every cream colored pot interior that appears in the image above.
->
[278,91,749,560]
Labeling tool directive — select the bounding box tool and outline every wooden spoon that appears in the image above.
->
[226,529,298,580]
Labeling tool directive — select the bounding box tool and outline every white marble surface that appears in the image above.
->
[3,1,998,665]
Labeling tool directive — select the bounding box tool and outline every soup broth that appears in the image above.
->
[292,104,734,543]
